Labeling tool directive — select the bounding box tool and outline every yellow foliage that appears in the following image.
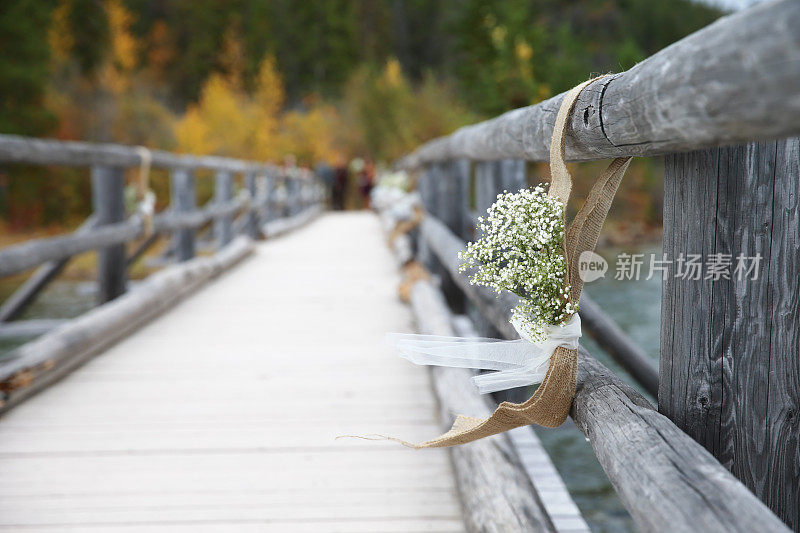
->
[515,39,533,62]
[173,55,340,164]
[108,0,137,73]
[172,54,473,165]
[174,74,252,157]
[48,3,72,67]
[96,0,139,94]
[251,56,285,160]
[383,58,403,88]
[253,55,285,116]
[336,59,477,161]
[174,107,211,155]
[279,102,341,164]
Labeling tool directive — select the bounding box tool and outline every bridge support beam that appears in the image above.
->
[660,137,800,527]
[261,174,273,223]
[499,159,527,193]
[214,170,234,248]
[244,171,259,239]
[170,168,195,261]
[91,165,127,303]
[470,161,504,339]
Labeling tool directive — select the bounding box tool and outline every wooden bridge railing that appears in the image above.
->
[394,0,800,530]
[0,135,325,409]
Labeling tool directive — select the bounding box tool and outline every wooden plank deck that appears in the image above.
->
[0,212,465,532]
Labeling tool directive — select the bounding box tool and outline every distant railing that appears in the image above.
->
[393,0,799,530]
[0,134,325,408]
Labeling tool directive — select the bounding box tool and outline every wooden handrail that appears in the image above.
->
[0,133,280,173]
[0,217,96,322]
[397,0,800,168]
[0,197,248,277]
[413,213,788,531]
[0,135,326,334]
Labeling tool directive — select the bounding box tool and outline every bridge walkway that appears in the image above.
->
[0,212,465,532]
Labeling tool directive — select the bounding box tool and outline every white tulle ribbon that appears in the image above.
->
[388,314,581,394]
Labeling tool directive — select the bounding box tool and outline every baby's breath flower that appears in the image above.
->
[458,185,577,342]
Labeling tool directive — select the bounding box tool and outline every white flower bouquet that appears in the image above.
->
[383,77,632,448]
[458,185,577,343]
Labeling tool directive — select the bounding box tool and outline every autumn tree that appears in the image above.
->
[0,0,57,135]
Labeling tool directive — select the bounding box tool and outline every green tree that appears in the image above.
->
[0,0,57,135]
[66,0,111,78]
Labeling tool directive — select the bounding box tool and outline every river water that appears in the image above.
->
[0,280,97,359]
[0,244,661,531]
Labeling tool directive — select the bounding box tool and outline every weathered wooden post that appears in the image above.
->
[214,170,234,248]
[470,161,504,338]
[455,159,474,241]
[170,168,195,261]
[416,165,436,270]
[91,165,127,303]
[262,173,274,222]
[441,159,471,240]
[287,177,299,216]
[286,176,294,218]
[432,161,466,311]
[301,177,310,211]
[660,138,800,527]
[500,159,526,193]
[244,170,259,239]
[475,161,502,214]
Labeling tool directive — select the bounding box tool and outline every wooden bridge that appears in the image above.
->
[0,1,799,531]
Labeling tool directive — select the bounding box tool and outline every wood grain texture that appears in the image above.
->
[572,349,788,533]
[416,214,787,531]
[661,138,800,527]
[397,0,800,168]
[765,138,800,526]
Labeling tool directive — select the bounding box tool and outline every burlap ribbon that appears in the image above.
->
[388,205,424,245]
[411,78,632,448]
[135,146,156,236]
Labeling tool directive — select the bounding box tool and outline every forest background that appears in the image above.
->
[1,0,722,239]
